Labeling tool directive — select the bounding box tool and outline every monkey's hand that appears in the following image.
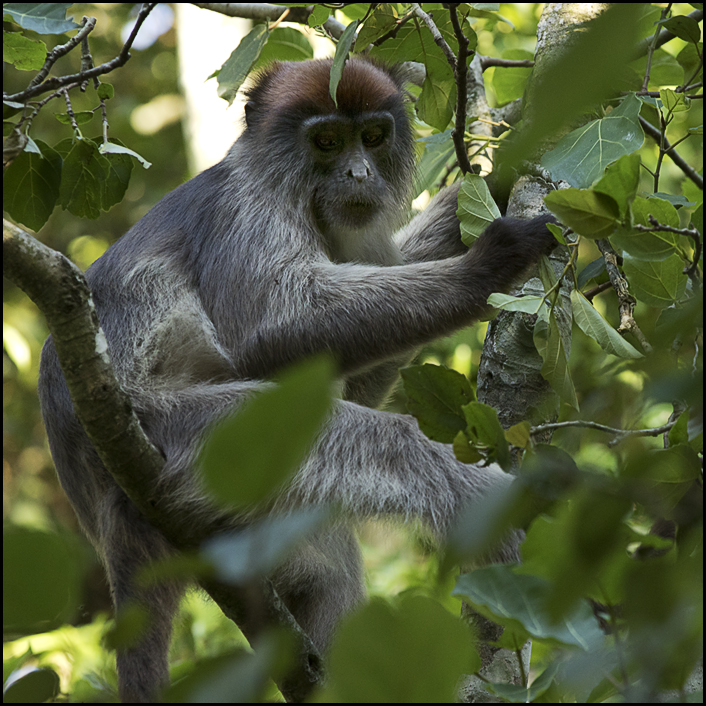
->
[462,214,558,300]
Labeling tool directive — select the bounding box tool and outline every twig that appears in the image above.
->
[596,240,653,354]
[447,4,473,174]
[411,4,457,69]
[582,280,613,301]
[5,4,158,102]
[480,56,534,71]
[530,419,678,447]
[639,116,703,190]
[633,216,702,277]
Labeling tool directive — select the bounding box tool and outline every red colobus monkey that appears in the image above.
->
[38,57,556,702]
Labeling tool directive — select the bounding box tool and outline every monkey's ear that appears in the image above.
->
[244,101,256,129]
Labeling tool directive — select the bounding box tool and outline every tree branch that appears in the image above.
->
[638,115,704,190]
[446,3,473,175]
[596,239,653,355]
[2,218,323,702]
[530,419,678,447]
[4,4,159,102]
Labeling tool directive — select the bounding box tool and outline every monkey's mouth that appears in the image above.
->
[339,199,381,221]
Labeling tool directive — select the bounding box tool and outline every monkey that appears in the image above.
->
[37,57,557,702]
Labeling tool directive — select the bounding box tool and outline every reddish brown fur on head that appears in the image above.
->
[244,57,409,129]
[240,57,416,212]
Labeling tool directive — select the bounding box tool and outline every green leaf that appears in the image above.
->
[400,364,475,443]
[414,129,456,197]
[253,27,313,67]
[96,82,114,100]
[202,508,328,583]
[454,566,604,648]
[502,4,643,169]
[544,188,619,239]
[417,67,456,131]
[492,48,533,105]
[200,356,333,509]
[660,88,690,114]
[610,196,680,261]
[355,4,399,48]
[622,254,688,308]
[307,4,330,27]
[457,173,502,245]
[370,20,455,130]
[2,29,46,70]
[593,153,641,219]
[3,3,79,34]
[533,311,579,410]
[505,421,531,449]
[487,293,546,314]
[3,529,80,631]
[660,15,702,44]
[323,596,480,702]
[2,139,62,231]
[570,290,643,358]
[59,138,110,219]
[577,257,606,289]
[216,24,269,105]
[330,20,360,104]
[98,146,134,210]
[540,93,644,188]
[100,139,151,169]
[452,430,483,464]
[462,402,512,470]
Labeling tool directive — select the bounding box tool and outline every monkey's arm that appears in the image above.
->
[238,215,555,378]
[395,183,467,263]
[344,184,467,407]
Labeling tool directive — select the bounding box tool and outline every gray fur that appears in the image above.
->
[38,58,555,702]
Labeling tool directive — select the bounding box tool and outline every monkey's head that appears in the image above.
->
[242,58,415,238]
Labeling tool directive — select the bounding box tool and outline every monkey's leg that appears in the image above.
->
[98,485,184,703]
[271,524,366,652]
[286,399,522,562]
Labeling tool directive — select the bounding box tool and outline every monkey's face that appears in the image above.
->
[304,112,399,231]
[242,58,416,237]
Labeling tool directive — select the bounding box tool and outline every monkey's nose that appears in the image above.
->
[347,158,371,182]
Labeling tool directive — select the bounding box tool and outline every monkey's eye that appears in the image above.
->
[313,132,341,151]
[362,128,385,148]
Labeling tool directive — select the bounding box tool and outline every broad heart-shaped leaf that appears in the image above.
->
[2,139,61,231]
[544,188,619,240]
[355,4,398,47]
[59,138,110,219]
[453,565,604,649]
[593,153,640,220]
[540,93,644,188]
[200,356,334,509]
[253,27,313,67]
[322,595,480,703]
[457,173,502,245]
[622,254,688,308]
[571,290,643,358]
[610,195,680,261]
[401,363,474,443]
[369,21,455,131]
